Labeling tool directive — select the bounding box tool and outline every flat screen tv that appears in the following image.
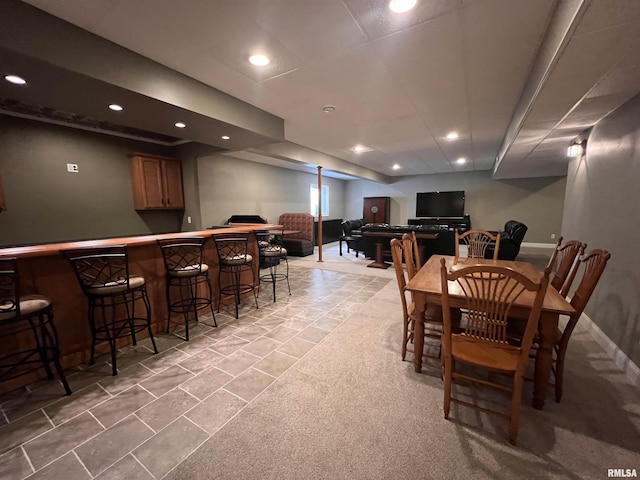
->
[416,191,465,218]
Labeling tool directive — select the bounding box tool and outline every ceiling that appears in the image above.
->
[3,0,640,181]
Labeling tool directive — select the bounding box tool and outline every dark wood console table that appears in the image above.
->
[408,216,470,233]
[362,231,438,269]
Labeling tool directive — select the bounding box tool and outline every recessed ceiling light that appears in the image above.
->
[446,131,459,141]
[389,0,417,13]
[249,54,270,66]
[392,164,401,170]
[221,135,230,140]
[352,145,371,153]
[175,122,186,128]
[456,157,467,164]
[108,104,123,112]
[4,74,27,85]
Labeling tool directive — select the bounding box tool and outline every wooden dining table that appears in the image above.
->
[405,254,575,410]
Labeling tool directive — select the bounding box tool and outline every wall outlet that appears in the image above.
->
[66,163,79,173]
[551,233,556,239]
[187,216,192,224]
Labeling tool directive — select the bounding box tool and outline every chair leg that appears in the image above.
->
[554,348,566,403]
[339,239,343,256]
[165,281,172,334]
[509,375,524,445]
[284,257,291,296]
[402,313,409,361]
[206,275,217,327]
[88,303,97,365]
[270,264,277,303]
[443,357,452,419]
[46,311,71,395]
[141,287,158,355]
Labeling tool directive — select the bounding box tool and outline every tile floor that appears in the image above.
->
[0,254,392,480]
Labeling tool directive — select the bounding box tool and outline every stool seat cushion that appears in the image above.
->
[169,263,209,277]
[221,254,253,265]
[260,246,287,257]
[87,275,146,295]
[0,294,51,321]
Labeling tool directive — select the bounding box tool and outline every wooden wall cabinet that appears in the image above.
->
[130,154,184,210]
[363,196,390,224]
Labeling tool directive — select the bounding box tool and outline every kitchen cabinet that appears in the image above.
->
[130,154,184,210]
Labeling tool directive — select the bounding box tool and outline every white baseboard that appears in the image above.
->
[580,311,640,386]
[521,242,556,248]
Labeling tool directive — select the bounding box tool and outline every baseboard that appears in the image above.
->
[580,311,640,386]
[521,242,556,248]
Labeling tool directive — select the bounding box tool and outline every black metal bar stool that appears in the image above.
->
[62,245,158,376]
[0,257,71,395]
[258,228,291,302]
[212,233,258,319]
[157,237,216,340]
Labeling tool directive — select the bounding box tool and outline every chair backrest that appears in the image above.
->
[62,245,131,294]
[0,257,20,319]
[390,239,410,319]
[455,229,501,260]
[546,237,586,294]
[278,213,314,242]
[157,237,207,275]
[440,258,549,370]
[401,232,421,280]
[503,220,528,245]
[213,233,251,265]
[559,249,611,349]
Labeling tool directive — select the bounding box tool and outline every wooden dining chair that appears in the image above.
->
[439,258,549,445]
[390,239,443,362]
[545,237,586,294]
[540,248,611,402]
[455,229,500,260]
[401,232,422,280]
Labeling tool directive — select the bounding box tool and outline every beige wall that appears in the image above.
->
[197,154,346,227]
[562,94,640,369]
[345,170,566,244]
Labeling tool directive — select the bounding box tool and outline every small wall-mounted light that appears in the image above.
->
[567,139,586,157]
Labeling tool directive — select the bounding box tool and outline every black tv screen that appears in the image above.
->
[416,191,465,218]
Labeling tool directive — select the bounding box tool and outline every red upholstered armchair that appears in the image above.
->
[278,213,315,257]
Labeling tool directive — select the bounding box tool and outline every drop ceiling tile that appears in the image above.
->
[24,0,117,29]
[574,0,640,35]
[588,65,640,98]
[242,0,367,63]
[344,0,464,41]
[206,26,304,83]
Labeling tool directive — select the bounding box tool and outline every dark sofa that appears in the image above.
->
[485,220,528,260]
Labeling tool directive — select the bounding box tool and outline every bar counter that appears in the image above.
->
[0,224,275,392]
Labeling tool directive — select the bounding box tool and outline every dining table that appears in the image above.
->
[405,254,575,410]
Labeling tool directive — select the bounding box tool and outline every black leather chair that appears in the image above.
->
[485,220,528,260]
[339,219,365,257]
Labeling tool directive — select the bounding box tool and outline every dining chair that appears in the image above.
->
[540,248,611,402]
[439,258,549,445]
[390,239,443,362]
[402,232,422,277]
[455,229,500,260]
[545,237,586,295]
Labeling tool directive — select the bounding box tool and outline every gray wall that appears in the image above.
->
[0,116,182,246]
[562,94,640,368]
[345,171,566,244]
[197,154,346,227]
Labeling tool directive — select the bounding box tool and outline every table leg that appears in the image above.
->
[413,292,426,373]
[532,311,559,409]
[367,241,389,269]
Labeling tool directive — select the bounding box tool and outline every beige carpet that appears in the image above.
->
[166,243,640,480]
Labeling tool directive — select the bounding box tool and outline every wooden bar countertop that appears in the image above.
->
[0,224,279,393]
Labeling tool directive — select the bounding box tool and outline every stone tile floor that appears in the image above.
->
[0,255,392,480]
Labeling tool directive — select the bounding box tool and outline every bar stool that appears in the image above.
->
[157,237,216,340]
[62,245,158,376]
[212,233,258,319]
[258,228,291,302]
[0,257,71,395]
